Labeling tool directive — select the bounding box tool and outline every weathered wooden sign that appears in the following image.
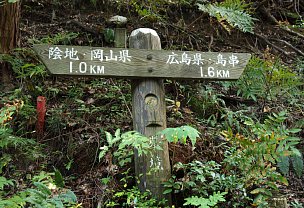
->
[33,44,251,80]
[33,28,251,204]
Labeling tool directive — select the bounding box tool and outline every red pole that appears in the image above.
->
[36,96,46,140]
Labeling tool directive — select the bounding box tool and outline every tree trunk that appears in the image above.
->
[0,1,20,90]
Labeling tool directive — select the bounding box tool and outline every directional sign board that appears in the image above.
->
[33,28,251,203]
[33,44,251,80]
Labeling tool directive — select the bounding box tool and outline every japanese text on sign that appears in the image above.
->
[166,52,239,78]
[48,47,132,75]
[47,46,243,79]
[166,52,239,67]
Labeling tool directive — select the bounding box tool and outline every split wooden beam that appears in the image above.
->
[129,28,171,202]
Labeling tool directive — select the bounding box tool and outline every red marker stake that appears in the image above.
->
[36,96,46,140]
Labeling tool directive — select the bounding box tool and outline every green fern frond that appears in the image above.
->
[0,127,36,149]
[184,192,227,208]
[278,156,290,176]
[197,1,256,33]
[291,154,303,177]
[0,176,14,190]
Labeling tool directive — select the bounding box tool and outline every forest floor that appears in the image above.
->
[15,0,304,207]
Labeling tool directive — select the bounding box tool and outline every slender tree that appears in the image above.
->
[0,0,20,90]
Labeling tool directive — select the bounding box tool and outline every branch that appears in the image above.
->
[67,19,100,35]
[187,14,205,29]
[280,26,304,39]
[259,5,278,24]
[273,38,304,56]
[163,20,209,51]
[254,33,293,57]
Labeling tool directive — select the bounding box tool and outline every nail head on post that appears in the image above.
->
[147,54,153,60]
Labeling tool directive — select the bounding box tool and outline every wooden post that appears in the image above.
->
[114,28,126,48]
[36,96,46,140]
[108,15,127,48]
[269,196,288,208]
[129,28,171,202]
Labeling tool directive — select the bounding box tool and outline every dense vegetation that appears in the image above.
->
[0,0,303,207]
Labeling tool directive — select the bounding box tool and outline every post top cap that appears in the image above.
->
[130,28,158,37]
[108,15,128,25]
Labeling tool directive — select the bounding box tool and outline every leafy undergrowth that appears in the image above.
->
[1,0,304,207]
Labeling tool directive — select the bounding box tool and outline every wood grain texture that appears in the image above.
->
[0,1,20,88]
[33,44,251,80]
[130,28,171,203]
[114,28,127,48]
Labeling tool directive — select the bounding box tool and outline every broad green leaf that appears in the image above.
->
[114,129,121,140]
[105,131,113,145]
[163,189,172,195]
[158,126,200,146]
[181,126,200,146]
[104,28,115,43]
[98,146,109,161]
[54,168,65,188]
[158,128,177,143]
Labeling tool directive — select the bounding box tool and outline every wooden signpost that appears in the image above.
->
[33,45,250,80]
[33,28,251,203]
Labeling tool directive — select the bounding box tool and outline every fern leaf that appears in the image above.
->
[278,156,290,176]
[60,190,77,202]
[51,197,64,208]
[197,2,255,33]
[184,192,227,208]
[291,154,303,177]
[208,192,227,206]
[184,196,210,207]
[33,182,52,196]
[0,176,14,190]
